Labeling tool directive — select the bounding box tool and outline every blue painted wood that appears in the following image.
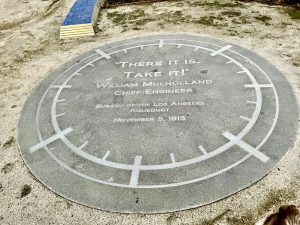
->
[63,0,98,26]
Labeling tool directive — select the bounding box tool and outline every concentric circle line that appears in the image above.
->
[32,38,280,188]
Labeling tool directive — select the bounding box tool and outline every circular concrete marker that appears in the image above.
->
[19,35,298,213]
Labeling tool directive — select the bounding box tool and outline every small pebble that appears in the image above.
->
[20,184,31,198]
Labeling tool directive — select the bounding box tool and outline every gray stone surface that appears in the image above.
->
[18,35,298,213]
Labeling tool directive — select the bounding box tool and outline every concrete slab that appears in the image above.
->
[18,35,298,213]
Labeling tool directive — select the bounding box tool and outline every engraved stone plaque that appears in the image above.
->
[18,35,298,213]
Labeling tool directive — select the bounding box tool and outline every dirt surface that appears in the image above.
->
[0,0,299,224]
[106,0,299,7]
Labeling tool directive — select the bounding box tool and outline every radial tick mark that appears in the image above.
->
[198,145,207,155]
[170,153,176,164]
[95,49,111,59]
[50,85,72,89]
[246,100,256,105]
[223,131,270,163]
[29,127,73,153]
[78,141,88,150]
[210,45,232,56]
[240,116,251,122]
[129,156,142,187]
[245,84,273,88]
[56,113,65,118]
[159,39,164,48]
[102,151,110,160]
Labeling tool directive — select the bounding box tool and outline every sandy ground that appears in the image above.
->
[0,0,299,224]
